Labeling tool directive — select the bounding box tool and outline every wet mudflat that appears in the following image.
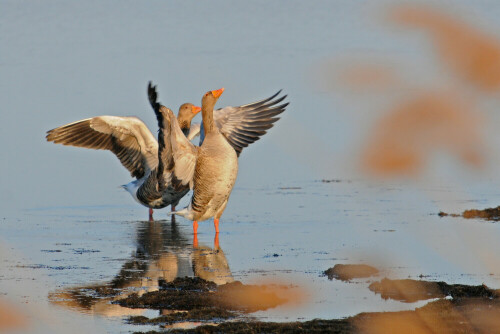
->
[122,276,500,333]
[2,180,500,332]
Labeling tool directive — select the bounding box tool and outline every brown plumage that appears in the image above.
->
[154,88,238,233]
[149,84,288,233]
[45,87,202,220]
[197,90,289,156]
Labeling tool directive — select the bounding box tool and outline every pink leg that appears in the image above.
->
[214,219,219,234]
[193,221,198,234]
[149,208,154,221]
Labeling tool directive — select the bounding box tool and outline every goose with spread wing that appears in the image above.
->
[151,88,235,234]
[146,84,288,156]
[46,96,201,221]
[150,86,287,234]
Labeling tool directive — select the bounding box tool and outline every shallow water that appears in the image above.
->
[4,0,500,332]
[3,180,500,332]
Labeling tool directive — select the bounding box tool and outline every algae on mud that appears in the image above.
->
[369,278,499,303]
[439,205,500,221]
[131,298,500,334]
[118,277,289,313]
[125,273,500,333]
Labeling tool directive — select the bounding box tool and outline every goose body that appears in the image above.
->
[180,129,238,222]
[174,88,238,232]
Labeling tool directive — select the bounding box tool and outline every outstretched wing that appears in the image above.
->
[46,116,158,179]
[199,90,288,156]
[148,82,198,190]
[187,123,201,141]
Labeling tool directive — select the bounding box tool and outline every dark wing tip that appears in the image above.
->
[219,90,289,156]
[147,81,160,111]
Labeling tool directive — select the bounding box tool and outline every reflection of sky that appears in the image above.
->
[4,0,500,331]
[4,180,500,330]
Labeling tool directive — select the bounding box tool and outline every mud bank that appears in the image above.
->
[120,277,295,329]
[119,277,288,313]
[369,278,499,303]
[128,274,500,333]
[324,264,379,281]
[134,297,500,333]
[439,205,500,221]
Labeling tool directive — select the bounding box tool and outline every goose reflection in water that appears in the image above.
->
[192,233,234,285]
[49,220,232,317]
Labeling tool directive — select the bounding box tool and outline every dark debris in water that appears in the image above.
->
[439,206,500,221]
[321,179,342,183]
[127,307,235,325]
[166,318,354,333]
[16,264,90,270]
[72,248,101,254]
[324,264,379,281]
[160,277,217,292]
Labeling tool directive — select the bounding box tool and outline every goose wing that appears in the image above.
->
[199,90,289,156]
[148,82,198,190]
[187,123,201,141]
[46,116,158,179]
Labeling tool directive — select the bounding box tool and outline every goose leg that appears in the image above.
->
[214,219,219,234]
[193,233,198,249]
[214,232,219,250]
[149,208,154,221]
[170,205,176,223]
[193,221,198,234]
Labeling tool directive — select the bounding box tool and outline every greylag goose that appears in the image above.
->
[150,86,286,233]
[147,85,288,154]
[46,94,201,221]
[151,88,235,233]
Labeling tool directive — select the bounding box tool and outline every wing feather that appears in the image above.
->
[46,116,158,179]
[148,82,198,190]
[198,91,288,156]
[187,123,201,141]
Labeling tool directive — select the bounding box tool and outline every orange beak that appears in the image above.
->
[191,105,201,114]
[211,87,225,98]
